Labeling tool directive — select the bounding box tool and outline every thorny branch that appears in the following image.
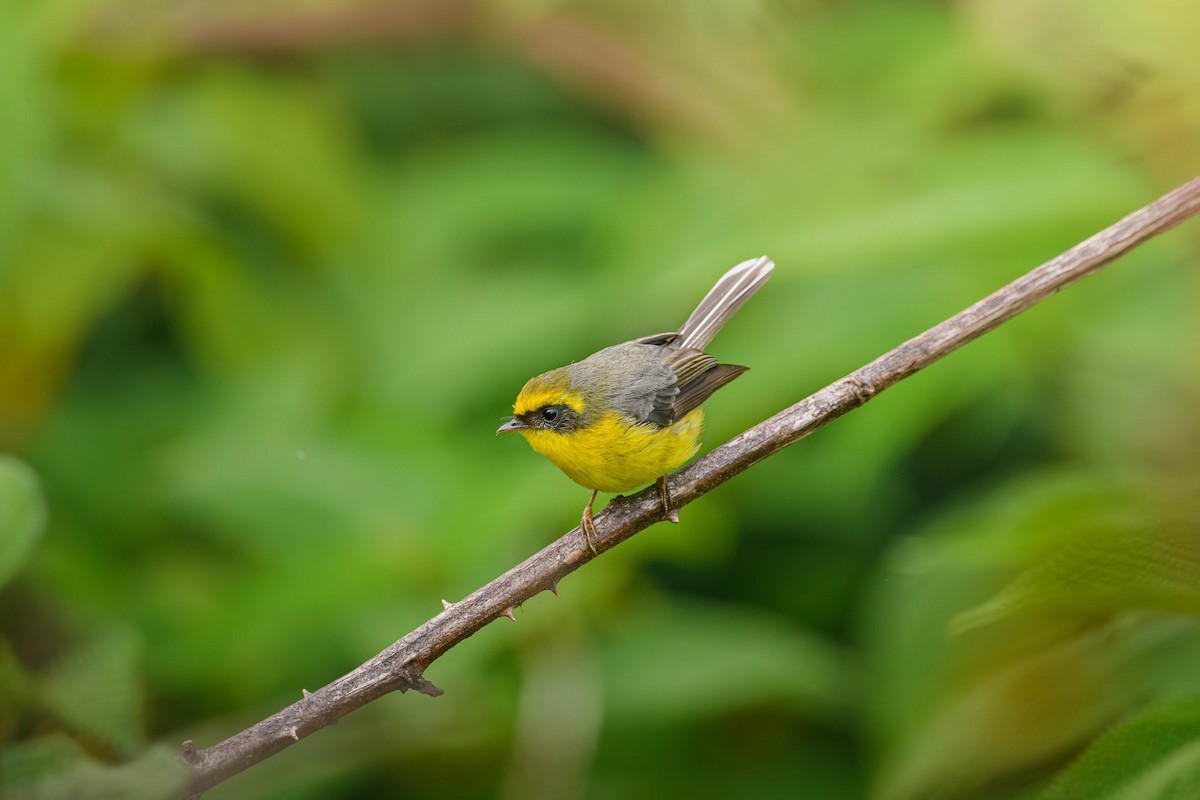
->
[182,176,1200,796]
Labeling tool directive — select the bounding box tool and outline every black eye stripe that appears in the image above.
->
[531,404,577,430]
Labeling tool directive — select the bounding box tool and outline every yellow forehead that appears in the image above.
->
[513,371,584,415]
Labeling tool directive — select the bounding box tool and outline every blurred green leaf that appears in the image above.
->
[865,473,1200,800]
[130,65,367,258]
[1,734,89,796]
[603,599,853,725]
[873,622,1136,800]
[42,629,143,755]
[0,456,43,589]
[0,641,36,742]
[1043,695,1200,800]
[4,742,185,800]
[952,524,1200,634]
[0,0,49,263]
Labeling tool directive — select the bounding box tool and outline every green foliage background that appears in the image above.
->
[2,1,1200,798]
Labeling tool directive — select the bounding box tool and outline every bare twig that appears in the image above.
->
[183,176,1200,796]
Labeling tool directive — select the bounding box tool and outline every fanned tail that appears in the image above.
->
[675,255,774,351]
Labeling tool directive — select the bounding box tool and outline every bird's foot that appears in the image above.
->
[656,476,679,525]
[581,489,599,554]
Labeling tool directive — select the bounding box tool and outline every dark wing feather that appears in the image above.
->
[666,348,719,388]
[634,331,680,346]
[641,347,748,424]
[671,362,748,420]
[642,383,679,427]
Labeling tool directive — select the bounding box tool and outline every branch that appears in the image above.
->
[182,176,1200,796]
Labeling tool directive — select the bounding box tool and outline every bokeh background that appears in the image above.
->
[3,1,1200,798]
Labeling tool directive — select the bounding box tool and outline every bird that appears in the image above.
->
[497,256,774,553]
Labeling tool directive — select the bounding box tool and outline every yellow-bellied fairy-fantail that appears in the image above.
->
[498,256,774,551]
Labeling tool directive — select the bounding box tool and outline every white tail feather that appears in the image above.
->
[676,256,774,351]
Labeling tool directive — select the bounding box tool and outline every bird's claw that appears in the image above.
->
[581,489,599,554]
[656,475,679,525]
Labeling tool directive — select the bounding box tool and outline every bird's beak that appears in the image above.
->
[496,418,529,435]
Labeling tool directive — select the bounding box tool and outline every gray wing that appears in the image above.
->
[620,357,679,427]
[575,343,676,427]
[615,346,747,427]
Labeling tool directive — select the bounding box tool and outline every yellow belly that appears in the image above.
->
[520,409,703,493]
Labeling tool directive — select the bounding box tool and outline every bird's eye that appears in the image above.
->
[540,407,559,422]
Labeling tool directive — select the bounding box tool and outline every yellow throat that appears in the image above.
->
[510,371,703,494]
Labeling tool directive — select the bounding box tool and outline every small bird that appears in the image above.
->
[497,256,774,552]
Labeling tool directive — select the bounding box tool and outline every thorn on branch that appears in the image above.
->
[501,606,516,621]
[441,599,453,610]
[286,727,300,741]
[302,688,312,698]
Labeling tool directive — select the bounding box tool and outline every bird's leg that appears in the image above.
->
[581,489,599,554]
[657,475,679,524]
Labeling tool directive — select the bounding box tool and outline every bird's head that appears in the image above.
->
[496,368,586,437]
